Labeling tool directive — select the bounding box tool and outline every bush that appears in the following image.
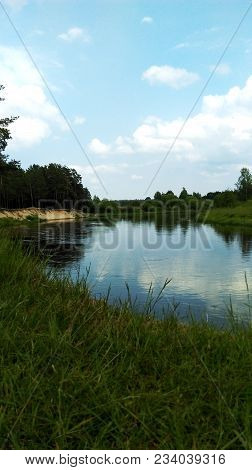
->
[214,191,238,208]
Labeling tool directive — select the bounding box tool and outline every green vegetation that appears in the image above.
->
[92,196,212,217]
[236,167,252,201]
[0,159,92,210]
[200,168,252,226]
[0,218,25,228]
[213,190,238,208]
[92,168,252,222]
[0,215,45,229]
[1,236,252,450]
[200,200,252,227]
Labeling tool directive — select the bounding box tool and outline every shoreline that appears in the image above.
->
[0,207,86,223]
[1,203,252,230]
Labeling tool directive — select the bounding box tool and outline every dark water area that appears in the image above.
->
[18,216,252,325]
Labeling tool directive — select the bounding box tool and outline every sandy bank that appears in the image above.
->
[0,208,85,221]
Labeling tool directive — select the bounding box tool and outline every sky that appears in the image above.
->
[1,0,252,199]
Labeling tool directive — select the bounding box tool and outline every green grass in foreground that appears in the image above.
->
[0,215,44,228]
[0,236,252,450]
[200,200,252,227]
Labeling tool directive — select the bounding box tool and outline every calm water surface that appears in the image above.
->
[20,217,252,325]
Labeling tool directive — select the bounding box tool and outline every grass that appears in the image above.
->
[0,236,252,450]
[0,216,44,228]
[200,200,252,227]
[0,218,26,228]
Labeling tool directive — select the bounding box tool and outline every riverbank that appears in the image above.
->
[0,236,252,449]
[199,200,252,227]
[0,208,85,223]
[2,201,252,229]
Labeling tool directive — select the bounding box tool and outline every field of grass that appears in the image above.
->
[0,235,252,450]
[200,200,252,227]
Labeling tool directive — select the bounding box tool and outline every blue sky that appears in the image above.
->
[1,0,252,199]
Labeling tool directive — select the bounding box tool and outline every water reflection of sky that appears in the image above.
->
[20,219,252,325]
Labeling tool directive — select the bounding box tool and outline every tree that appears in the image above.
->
[26,164,92,208]
[0,85,18,158]
[203,191,221,200]
[26,165,48,207]
[214,190,238,208]
[154,191,162,200]
[235,167,252,201]
[179,187,188,199]
[0,85,19,207]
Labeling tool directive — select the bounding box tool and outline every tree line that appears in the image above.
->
[0,157,91,209]
[152,167,252,208]
[90,167,252,215]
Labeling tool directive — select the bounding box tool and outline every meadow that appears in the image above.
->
[199,200,252,227]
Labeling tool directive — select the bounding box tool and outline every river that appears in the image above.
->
[19,216,252,325]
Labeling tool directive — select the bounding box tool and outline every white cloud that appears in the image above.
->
[131,174,143,180]
[88,138,111,155]
[73,163,128,185]
[73,115,86,125]
[11,117,50,146]
[3,0,27,9]
[32,29,45,36]
[76,164,127,176]
[114,136,134,154]
[89,76,252,170]
[141,16,153,24]
[173,42,190,50]
[58,27,91,43]
[209,63,231,76]
[205,26,221,33]
[0,46,66,147]
[112,116,198,159]
[142,65,200,89]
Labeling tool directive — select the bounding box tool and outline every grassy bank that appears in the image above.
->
[0,215,44,229]
[0,237,252,450]
[200,200,252,227]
